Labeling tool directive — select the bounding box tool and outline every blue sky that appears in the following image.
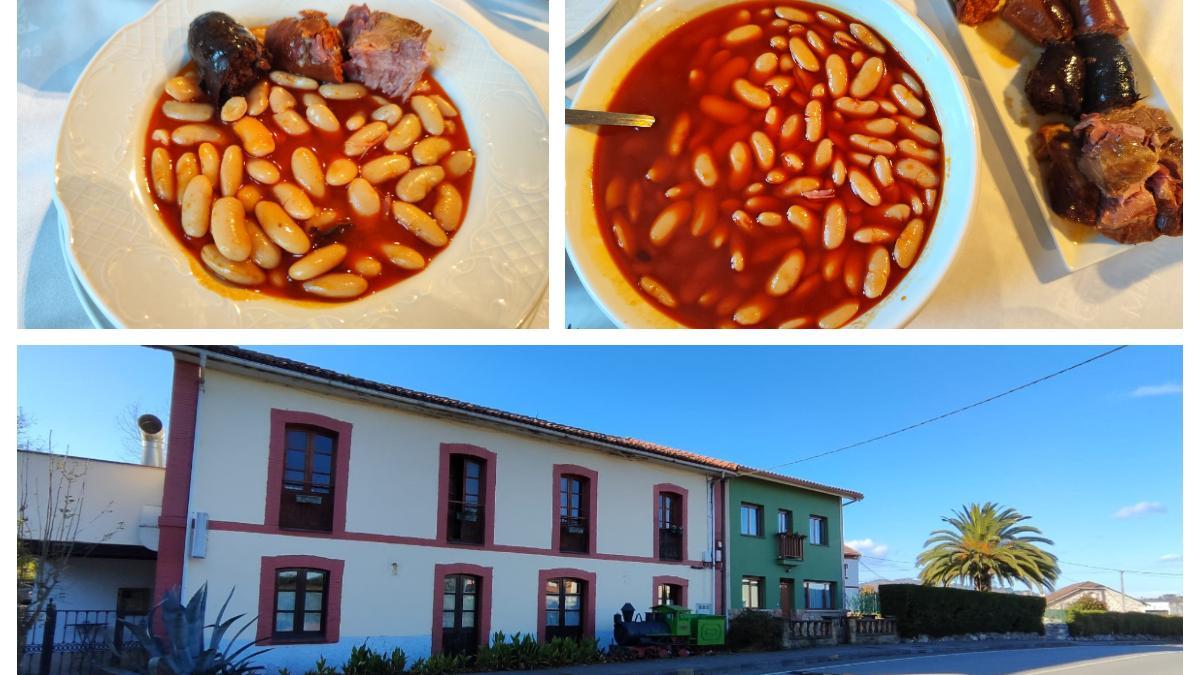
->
[16,345,1182,597]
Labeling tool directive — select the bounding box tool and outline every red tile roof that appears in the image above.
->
[1046,581,1108,605]
[175,346,864,500]
[843,545,861,558]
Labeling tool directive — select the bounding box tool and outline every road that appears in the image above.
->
[778,644,1182,674]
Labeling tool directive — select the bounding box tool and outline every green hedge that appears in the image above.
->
[1068,611,1183,638]
[726,611,785,651]
[878,584,1045,638]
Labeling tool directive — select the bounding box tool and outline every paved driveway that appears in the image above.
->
[778,644,1181,674]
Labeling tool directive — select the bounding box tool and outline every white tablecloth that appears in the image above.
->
[17,0,548,328]
[565,0,1182,328]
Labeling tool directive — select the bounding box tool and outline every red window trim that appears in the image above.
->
[429,563,493,656]
[264,410,353,535]
[652,483,689,561]
[436,443,498,547]
[550,464,599,555]
[651,575,690,608]
[256,555,345,645]
[536,568,597,643]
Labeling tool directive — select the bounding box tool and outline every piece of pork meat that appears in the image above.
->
[1077,33,1140,113]
[339,4,431,100]
[1003,0,1074,43]
[1036,124,1100,224]
[1074,117,1159,198]
[187,12,272,104]
[1157,135,1183,180]
[265,11,344,83]
[953,0,1002,26]
[1025,42,1085,116]
[1068,0,1128,36]
[1095,187,1159,243]
[1148,168,1183,237]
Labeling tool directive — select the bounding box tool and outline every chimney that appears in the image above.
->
[138,414,165,467]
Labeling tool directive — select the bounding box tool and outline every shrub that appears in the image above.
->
[407,653,468,674]
[1067,611,1183,638]
[1066,595,1107,613]
[342,643,407,674]
[878,584,1045,638]
[304,657,337,675]
[726,611,784,651]
[472,632,603,670]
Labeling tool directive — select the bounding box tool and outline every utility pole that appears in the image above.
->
[1119,570,1126,611]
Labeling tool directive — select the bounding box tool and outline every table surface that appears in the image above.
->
[565,0,1182,329]
[17,0,548,328]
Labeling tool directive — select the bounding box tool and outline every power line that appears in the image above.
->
[859,554,916,566]
[1059,560,1183,578]
[767,346,1128,469]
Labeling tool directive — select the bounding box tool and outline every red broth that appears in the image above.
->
[143,64,473,302]
[592,2,944,328]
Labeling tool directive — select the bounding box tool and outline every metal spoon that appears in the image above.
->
[566,108,655,128]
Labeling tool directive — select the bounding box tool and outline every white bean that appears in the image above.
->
[306,104,340,133]
[732,78,771,110]
[326,158,359,186]
[162,101,213,122]
[269,86,296,113]
[303,273,368,299]
[180,175,212,237]
[269,70,319,90]
[245,219,282,269]
[872,155,894,188]
[693,147,719,187]
[776,6,812,22]
[895,158,940,188]
[433,183,464,232]
[395,166,445,203]
[824,200,846,249]
[890,83,927,118]
[850,57,884,98]
[345,112,366,132]
[850,23,887,54]
[232,117,275,157]
[219,145,243,197]
[362,154,412,184]
[639,276,677,308]
[198,143,220,184]
[392,202,448,247]
[382,243,426,270]
[750,131,775,171]
[347,178,381,217]
[254,200,311,255]
[355,257,383,277]
[767,249,805,296]
[411,95,445,135]
[894,218,925,269]
[221,96,247,123]
[273,110,311,136]
[344,121,389,156]
[804,100,823,143]
[649,201,692,246]
[272,182,317,220]
[862,245,891,299]
[291,148,326,199]
[848,168,882,206]
[175,152,198,204]
[834,97,879,117]
[442,150,475,179]
[384,114,422,152]
[371,103,403,126]
[319,82,367,100]
[210,196,251,262]
[171,124,223,145]
[150,147,175,202]
[722,24,763,47]
[289,243,348,281]
[201,244,265,286]
[430,95,459,118]
[246,81,269,116]
[236,184,264,212]
[413,137,453,166]
[818,300,859,329]
[788,36,819,72]
[246,159,281,185]
[164,75,200,102]
[826,54,848,97]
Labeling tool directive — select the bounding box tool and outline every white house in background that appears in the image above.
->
[1045,581,1151,613]
[18,450,163,615]
[842,546,860,604]
[155,347,735,671]
[1140,595,1183,616]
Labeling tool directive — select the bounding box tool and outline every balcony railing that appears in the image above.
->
[658,527,683,560]
[446,499,485,544]
[559,515,589,552]
[777,532,805,561]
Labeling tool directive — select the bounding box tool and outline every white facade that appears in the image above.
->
[843,554,860,604]
[18,451,162,612]
[178,363,720,670]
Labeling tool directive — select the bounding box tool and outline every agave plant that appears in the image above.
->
[917,502,1060,593]
[108,583,268,675]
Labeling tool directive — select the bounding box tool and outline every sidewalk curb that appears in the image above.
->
[487,639,1181,675]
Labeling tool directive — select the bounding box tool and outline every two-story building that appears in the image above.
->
[19,346,864,672]
[726,473,862,619]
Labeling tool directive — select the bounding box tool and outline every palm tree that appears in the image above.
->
[917,502,1060,592]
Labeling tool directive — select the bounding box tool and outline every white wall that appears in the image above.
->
[182,367,719,670]
[49,558,156,612]
[844,557,860,598]
[18,451,163,548]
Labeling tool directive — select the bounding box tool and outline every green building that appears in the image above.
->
[724,473,862,617]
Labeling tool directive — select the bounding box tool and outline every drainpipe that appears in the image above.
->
[180,353,207,597]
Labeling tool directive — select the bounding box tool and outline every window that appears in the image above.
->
[740,503,763,536]
[805,581,834,610]
[741,576,764,609]
[658,491,683,560]
[280,426,337,531]
[441,574,481,655]
[273,568,328,640]
[809,515,828,546]
[544,578,586,641]
[777,509,793,534]
[447,455,486,544]
[656,583,683,607]
[559,474,590,553]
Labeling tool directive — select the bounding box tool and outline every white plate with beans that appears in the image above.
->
[55,0,547,328]
[565,0,978,328]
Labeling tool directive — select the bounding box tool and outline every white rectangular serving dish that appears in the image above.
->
[954,15,1181,271]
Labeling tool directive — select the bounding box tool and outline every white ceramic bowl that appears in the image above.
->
[566,0,979,328]
[55,0,548,328]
